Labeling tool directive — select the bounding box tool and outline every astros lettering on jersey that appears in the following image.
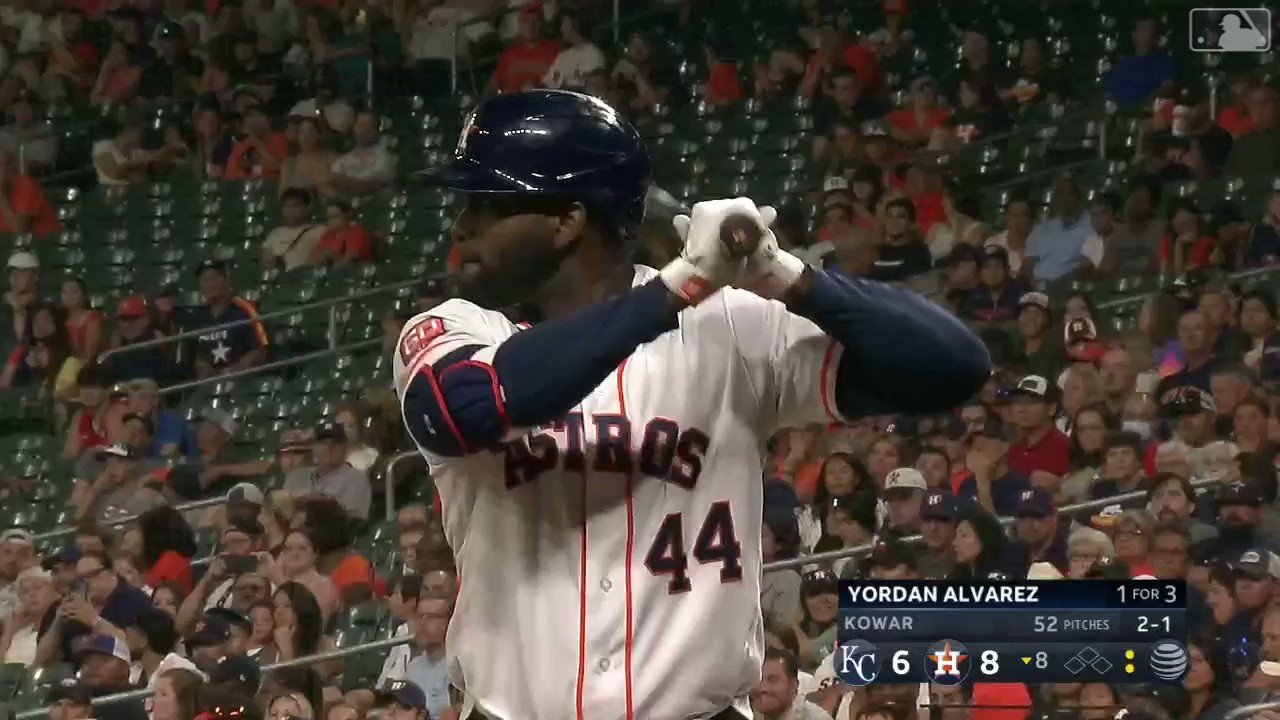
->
[393,265,849,720]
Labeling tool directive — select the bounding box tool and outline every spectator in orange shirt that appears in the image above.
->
[0,149,60,237]
[1159,199,1217,274]
[703,34,742,106]
[312,199,374,266]
[799,26,883,101]
[1218,72,1259,138]
[490,2,559,94]
[887,76,949,150]
[226,105,289,180]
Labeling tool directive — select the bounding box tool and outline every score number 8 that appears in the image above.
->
[976,650,1047,675]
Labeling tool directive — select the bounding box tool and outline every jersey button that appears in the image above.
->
[599,579,612,592]
[598,658,611,672]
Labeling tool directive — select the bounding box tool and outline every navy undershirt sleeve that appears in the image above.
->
[402,279,680,455]
[789,270,991,417]
[491,279,678,427]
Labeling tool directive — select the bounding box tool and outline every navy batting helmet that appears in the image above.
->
[422,90,651,233]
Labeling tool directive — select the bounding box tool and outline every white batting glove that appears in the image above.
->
[659,197,758,305]
[740,205,807,298]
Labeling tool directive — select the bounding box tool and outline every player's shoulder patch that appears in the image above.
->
[398,315,448,365]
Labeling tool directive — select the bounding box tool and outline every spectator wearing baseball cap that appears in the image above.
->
[102,294,168,385]
[1229,549,1280,649]
[185,611,235,667]
[2,250,40,350]
[970,244,1032,323]
[491,3,561,94]
[958,414,1031,516]
[795,569,839,670]
[46,677,93,720]
[882,467,927,536]
[75,633,148,718]
[918,489,959,579]
[1198,480,1280,568]
[189,259,269,380]
[1160,385,1218,454]
[1008,374,1072,478]
[1012,487,1069,574]
[277,428,316,473]
[70,444,167,526]
[123,378,192,460]
[0,527,36,615]
[281,421,373,521]
[941,243,981,314]
[1014,293,1064,381]
[376,679,429,720]
[205,652,262,697]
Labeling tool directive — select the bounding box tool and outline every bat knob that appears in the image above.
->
[720,213,763,259]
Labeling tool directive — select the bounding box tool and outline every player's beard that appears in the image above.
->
[457,235,577,310]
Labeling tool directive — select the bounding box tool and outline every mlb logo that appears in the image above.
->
[1189,8,1271,52]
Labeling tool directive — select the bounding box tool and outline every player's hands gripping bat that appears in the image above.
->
[737,204,806,298]
[660,197,762,305]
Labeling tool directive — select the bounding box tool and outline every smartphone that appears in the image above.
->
[1135,371,1157,395]
[71,579,88,598]
[221,554,258,575]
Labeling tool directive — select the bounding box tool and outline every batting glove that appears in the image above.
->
[740,205,807,298]
[659,197,759,305]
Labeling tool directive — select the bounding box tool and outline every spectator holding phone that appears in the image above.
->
[36,550,150,666]
[175,517,272,634]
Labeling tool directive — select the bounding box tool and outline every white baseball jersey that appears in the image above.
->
[393,265,849,720]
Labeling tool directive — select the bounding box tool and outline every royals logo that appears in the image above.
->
[835,639,881,687]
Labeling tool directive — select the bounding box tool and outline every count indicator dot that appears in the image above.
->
[1125,664,1135,673]
[1125,650,1135,660]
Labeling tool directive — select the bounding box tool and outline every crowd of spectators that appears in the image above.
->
[0,0,1278,719]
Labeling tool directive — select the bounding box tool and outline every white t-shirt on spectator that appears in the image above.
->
[262,224,324,270]
[203,578,235,610]
[1,8,49,54]
[282,464,373,520]
[407,6,492,62]
[249,1,299,53]
[288,98,356,135]
[331,143,396,187]
[542,42,604,89]
[347,444,378,473]
[1080,232,1106,268]
[984,230,1024,275]
[4,624,36,665]
[92,139,148,186]
[376,623,412,686]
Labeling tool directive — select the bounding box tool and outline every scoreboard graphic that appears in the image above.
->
[834,580,1188,686]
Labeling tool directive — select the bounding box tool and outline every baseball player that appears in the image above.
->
[393,89,990,720]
